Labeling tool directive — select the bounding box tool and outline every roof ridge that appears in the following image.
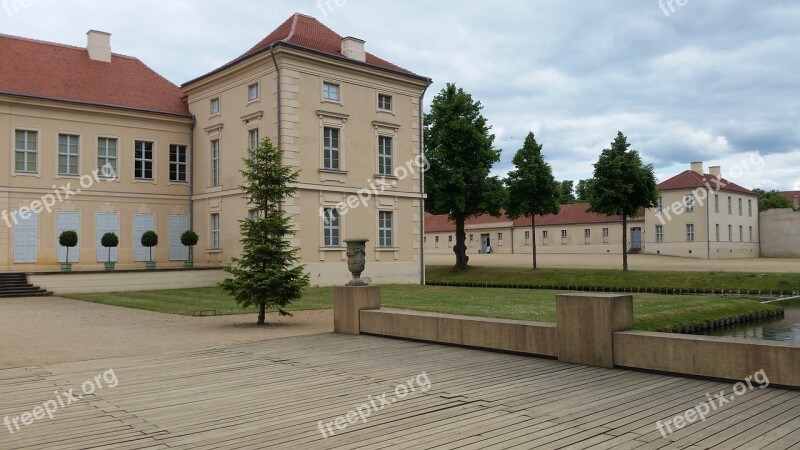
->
[285,13,301,42]
[0,33,138,61]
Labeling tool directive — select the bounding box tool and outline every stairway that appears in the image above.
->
[0,273,52,298]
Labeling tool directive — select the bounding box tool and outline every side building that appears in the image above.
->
[643,162,759,259]
[181,13,430,284]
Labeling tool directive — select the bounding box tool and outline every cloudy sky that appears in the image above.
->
[3,0,799,191]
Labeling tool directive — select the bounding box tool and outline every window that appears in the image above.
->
[686,224,695,242]
[561,230,567,239]
[748,199,752,217]
[169,145,187,182]
[728,196,732,215]
[739,225,743,242]
[684,194,694,212]
[323,208,340,247]
[714,194,719,213]
[134,140,154,180]
[715,224,720,242]
[524,231,530,240]
[168,215,189,261]
[15,130,38,173]
[378,211,393,247]
[602,227,609,243]
[323,82,340,101]
[655,196,663,213]
[248,209,260,221]
[378,94,392,110]
[738,198,743,216]
[469,234,474,241]
[543,230,549,239]
[498,233,503,241]
[435,236,439,243]
[749,226,753,242]
[656,225,663,243]
[247,83,259,101]
[448,235,453,243]
[58,134,79,176]
[323,127,340,170]
[248,129,260,153]
[210,214,220,249]
[210,98,220,115]
[378,136,392,175]
[97,138,117,178]
[211,140,220,186]
[728,225,733,241]
[584,228,591,244]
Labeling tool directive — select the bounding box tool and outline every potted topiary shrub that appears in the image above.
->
[180,230,199,268]
[141,230,158,270]
[59,230,78,272]
[101,232,119,271]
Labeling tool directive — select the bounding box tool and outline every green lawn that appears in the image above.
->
[426,265,800,293]
[64,285,782,332]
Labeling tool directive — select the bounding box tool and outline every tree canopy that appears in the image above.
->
[752,188,792,212]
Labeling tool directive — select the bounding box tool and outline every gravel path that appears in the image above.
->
[0,297,332,369]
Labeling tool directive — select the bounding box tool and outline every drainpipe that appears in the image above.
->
[188,114,196,232]
[418,81,431,285]
[270,44,282,213]
[706,187,711,260]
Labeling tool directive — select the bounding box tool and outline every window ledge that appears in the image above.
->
[318,169,349,175]
[375,247,399,251]
[319,247,345,251]
[133,179,156,184]
[207,249,222,254]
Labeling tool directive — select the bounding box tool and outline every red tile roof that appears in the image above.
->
[0,34,190,116]
[425,203,641,233]
[657,170,754,195]
[780,191,800,207]
[184,13,428,87]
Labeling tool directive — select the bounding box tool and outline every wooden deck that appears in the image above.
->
[2,333,799,449]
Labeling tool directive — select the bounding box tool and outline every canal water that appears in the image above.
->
[703,299,800,342]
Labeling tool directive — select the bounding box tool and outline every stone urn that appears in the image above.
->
[344,238,369,286]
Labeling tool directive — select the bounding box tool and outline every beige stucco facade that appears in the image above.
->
[759,208,800,257]
[183,45,429,285]
[0,95,193,271]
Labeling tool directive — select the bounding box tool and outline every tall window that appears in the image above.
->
[323,82,340,101]
[210,214,220,249]
[378,94,392,110]
[728,225,733,241]
[714,194,719,213]
[58,134,79,176]
[561,229,567,239]
[728,196,732,215]
[210,98,220,115]
[498,233,503,241]
[739,225,743,242]
[15,130,38,173]
[656,225,663,242]
[738,198,743,216]
[134,140,154,180]
[378,136,392,175]
[715,224,720,242]
[169,144,187,182]
[584,228,591,244]
[748,199,752,217]
[323,127,340,170]
[543,230,549,239]
[524,231,530,240]
[378,211,393,247]
[211,140,220,186]
[686,224,695,242]
[684,194,694,212]
[749,226,753,242]
[655,196,663,213]
[97,138,117,177]
[323,208,340,247]
[247,83,259,101]
[248,129,260,153]
[602,227,609,243]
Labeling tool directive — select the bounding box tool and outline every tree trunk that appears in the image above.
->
[452,215,469,272]
[257,302,266,325]
[531,215,537,270]
[622,215,628,272]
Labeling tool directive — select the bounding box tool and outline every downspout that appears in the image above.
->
[706,187,711,260]
[188,114,196,231]
[270,44,283,213]
[418,81,431,285]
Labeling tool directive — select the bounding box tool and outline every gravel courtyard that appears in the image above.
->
[0,296,332,369]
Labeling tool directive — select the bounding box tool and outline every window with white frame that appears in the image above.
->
[323,208,340,247]
[561,229,567,239]
[210,97,220,115]
[323,82,340,101]
[247,83,259,101]
[97,138,117,178]
[378,94,392,111]
[684,194,694,212]
[15,130,38,173]
[584,228,591,244]
[248,129,260,153]
[543,230,549,239]
[739,225,743,242]
[656,196,663,213]
[169,144,187,182]
[715,224,720,242]
[448,235,453,243]
[211,140,220,186]
[714,194,719,213]
[248,209,259,221]
[498,233,503,241]
[210,213,220,249]
[134,140,154,180]
[686,224,695,242]
[524,230,530,240]
[656,225,663,242]
[602,227,609,243]
[378,211,393,247]
[323,127,340,170]
[58,134,79,176]
[738,198,743,216]
[378,136,393,175]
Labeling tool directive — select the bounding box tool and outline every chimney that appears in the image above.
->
[87,30,111,62]
[709,166,721,178]
[690,161,704,175]
[340,37,366,62]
